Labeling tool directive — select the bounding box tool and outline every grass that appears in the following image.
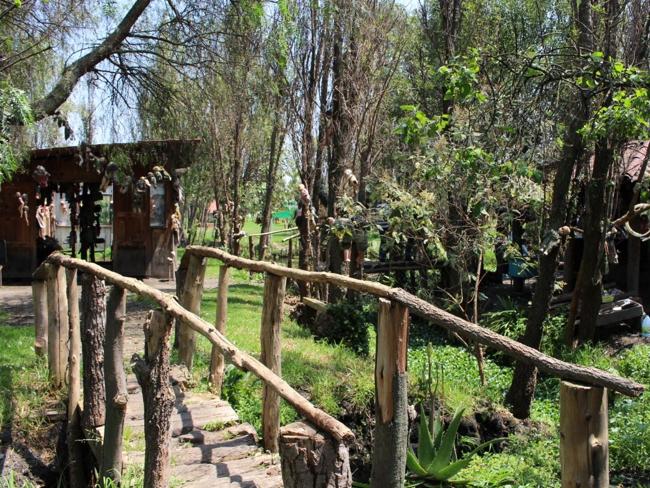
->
[183,278,375,432]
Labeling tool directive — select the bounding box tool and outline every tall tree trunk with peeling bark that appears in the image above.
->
[506,0,594,419]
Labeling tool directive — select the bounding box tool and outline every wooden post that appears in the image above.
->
[370,299,409,488]
[66,268,86,488]
[178,254,207,370]
[33,278,48,356]
[133,311,175,488]
[209,266,230,395]
[560,381,609,488]
[260,272,286,453]
[287,238,293,268]
[80,273,107,430]
[100,285,128,484]
[279,422,352,488]
[47,264,70,387]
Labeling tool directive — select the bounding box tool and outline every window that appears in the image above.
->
[149,184,166,228]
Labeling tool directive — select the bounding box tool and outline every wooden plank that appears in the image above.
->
[560,381,608,487]
[178,254,207,370]
[370,299,409,488]
[302,297,327,313]
[210,266,231,396]
[260,273,286,453]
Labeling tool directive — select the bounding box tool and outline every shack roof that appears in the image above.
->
[619,141,650,180]
[29,138,200,168]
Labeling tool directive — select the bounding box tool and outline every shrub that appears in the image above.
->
[310,301,375,355]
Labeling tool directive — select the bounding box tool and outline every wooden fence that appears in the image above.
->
[33,247,645,488]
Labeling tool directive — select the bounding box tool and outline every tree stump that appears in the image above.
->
[133,310,175,488]
[560,381,609,488]
[279,421,352,488]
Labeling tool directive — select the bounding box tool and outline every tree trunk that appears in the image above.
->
[505,0,593,419]
[100,286,128,484]
[370,299,409,488]
[280,422,352,488]
[133,311,175,488]
[260,273,287,453]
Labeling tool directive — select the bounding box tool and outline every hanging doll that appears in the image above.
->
[16,192,29,225]
[170,202,182,245]
[35,204,50,238]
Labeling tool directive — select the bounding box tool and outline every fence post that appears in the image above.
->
[279,421,352,488]
[80,274,107,430]
[260,272,287,453]
[46,264,69,387]
[370,299,409,488]
[133,310,175,488]
[287,238,293,268]
[178,254,206,369]
[209,265,230,395]
[66,268,86,488]
[560,381,609,487]
[100,285,127,484]
[33,278,48,356]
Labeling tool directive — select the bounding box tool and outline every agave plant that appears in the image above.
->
[406,406,505,486]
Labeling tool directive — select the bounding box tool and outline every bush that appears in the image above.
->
[310,301,375,355]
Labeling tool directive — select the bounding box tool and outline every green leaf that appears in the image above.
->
[417,405,435,467]
[428,408,465,473]
[406,447,428,477]
[483,248,497,273]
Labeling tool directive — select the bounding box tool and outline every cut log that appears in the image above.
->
[100,286,128,484]
[260,273,286,453]
[279,422,352,488]
[210,265,230,395]
[370,299,409,488]
[133,310,175,488]
[178,254,207,369]
[46,264,69,387]
[33,278,48,356]
[80,273,107,430]
[560,381,608,487]
[66,268,86,488]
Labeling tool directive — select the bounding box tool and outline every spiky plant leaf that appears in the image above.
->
[417,404,435,467]
[406,446,428,477]
[427,407,465,473]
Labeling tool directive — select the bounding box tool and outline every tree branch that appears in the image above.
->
[30,0,152,120]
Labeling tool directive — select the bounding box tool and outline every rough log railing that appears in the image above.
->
[34,245,645,488]
[181,245,645,488]
[34,252,353,488]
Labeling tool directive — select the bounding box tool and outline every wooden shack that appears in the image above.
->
[0,139,198,281]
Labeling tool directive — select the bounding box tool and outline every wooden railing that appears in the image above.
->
[33,246,645,488]
[182,245,644,488]
[33,252,353,488]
